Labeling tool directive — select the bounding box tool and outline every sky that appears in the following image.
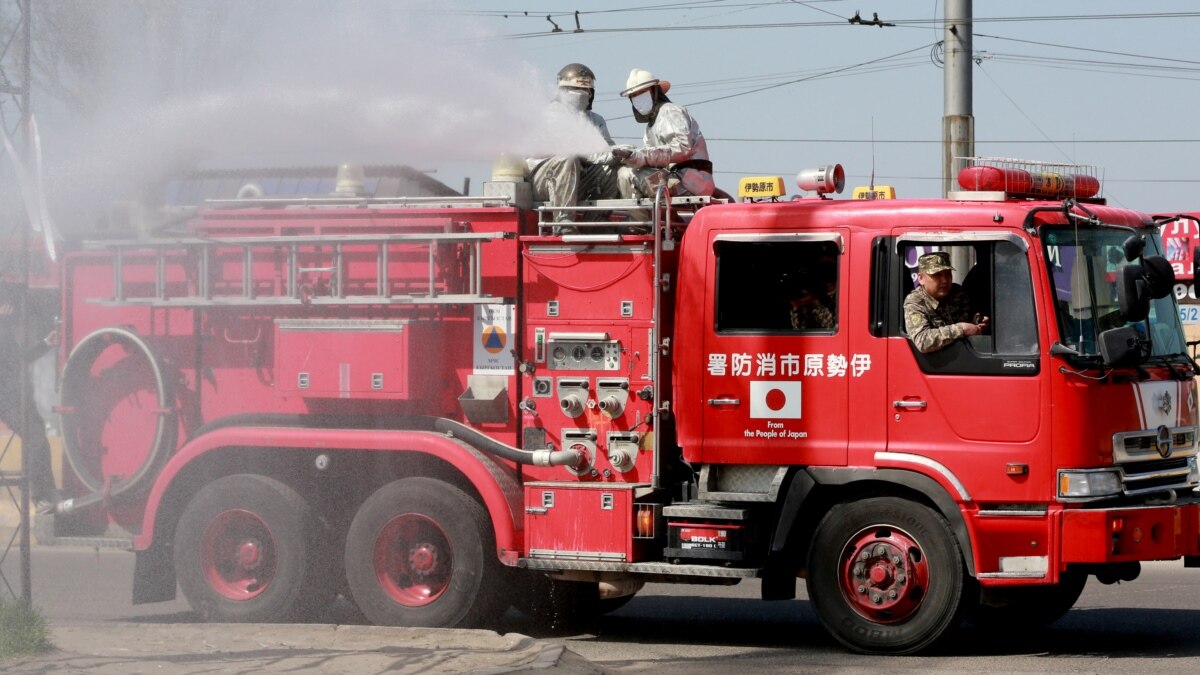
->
[5,0,1200,237]
[434,0,1200,214]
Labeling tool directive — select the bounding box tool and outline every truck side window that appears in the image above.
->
[715,240,839,334]
[897,240,1039,374]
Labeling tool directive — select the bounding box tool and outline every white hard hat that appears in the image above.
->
[621,68,670,97]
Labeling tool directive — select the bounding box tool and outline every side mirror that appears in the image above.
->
[1117,264,1150,322]
[1141,255,1174,299]
[1122,235,1145,262]
[1099,325,1148,368]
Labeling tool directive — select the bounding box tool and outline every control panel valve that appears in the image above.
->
[560,394,585,418]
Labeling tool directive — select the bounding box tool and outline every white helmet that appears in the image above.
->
[621,68,671,97]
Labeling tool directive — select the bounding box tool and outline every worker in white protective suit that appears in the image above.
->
[614,68,714,224]
[525,63,621,232]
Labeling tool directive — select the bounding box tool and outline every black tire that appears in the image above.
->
[970,569,1087,630]
[343,477,506,628]
[174,474,331,622]
[806,497,969,655]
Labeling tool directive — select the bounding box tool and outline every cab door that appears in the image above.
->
[699,232,849,466]
[884,232,1046,503]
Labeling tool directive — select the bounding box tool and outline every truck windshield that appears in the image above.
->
[1043,227,1186,358]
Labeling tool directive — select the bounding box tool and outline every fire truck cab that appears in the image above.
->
[49,158,1200,655]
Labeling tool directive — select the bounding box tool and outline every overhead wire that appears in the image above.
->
[439,1,835,19]
[671,43,936,108]
[974,32,1200,66]
[442,5,1200,24]
[980,52,1200,75]
[606,137,1200,144]
[974,63,1073,165]
[596,57,929,105]
[784,0,845,21]
[450,4,1200,192]
[498,11,1200,39]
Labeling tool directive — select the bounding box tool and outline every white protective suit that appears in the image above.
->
[617,101,714,202]
[525,91,620,226]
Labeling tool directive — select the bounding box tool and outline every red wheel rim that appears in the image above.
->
[200,509,277,601]
[838,524,930,623]
[372,514,453,607]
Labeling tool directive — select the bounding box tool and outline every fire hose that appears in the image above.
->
[56,326,176,514]
[432,417,584,468]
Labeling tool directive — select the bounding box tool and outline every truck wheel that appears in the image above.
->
[969,569,1087,630]
[174,474,330,622]
[806,497,968,655]
[343,477,505,628]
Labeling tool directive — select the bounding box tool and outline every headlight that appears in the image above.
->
[1058,469,1122,499]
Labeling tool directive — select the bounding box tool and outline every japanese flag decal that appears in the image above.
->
[750,381,802,419]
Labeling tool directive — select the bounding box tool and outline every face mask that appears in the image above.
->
[558,88,590,112]
[631,91,654,115]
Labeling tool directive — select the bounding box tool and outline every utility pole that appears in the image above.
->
[0,0,34,608]
[942,0,974,198]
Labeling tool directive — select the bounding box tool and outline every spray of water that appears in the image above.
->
[4,0,607,236]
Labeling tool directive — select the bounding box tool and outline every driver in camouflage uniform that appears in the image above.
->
[903,251,988,353]
[786,273,835,331]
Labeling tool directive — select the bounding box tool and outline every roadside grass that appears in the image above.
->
[0,597,52,660]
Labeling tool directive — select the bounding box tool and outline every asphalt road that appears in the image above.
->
[6,545,1200,673]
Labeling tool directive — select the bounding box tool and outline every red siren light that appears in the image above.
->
[957,164,1100,200]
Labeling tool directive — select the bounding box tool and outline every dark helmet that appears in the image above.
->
[557,63,596,90]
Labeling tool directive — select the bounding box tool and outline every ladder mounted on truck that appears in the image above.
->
[83,231,512,308]
[534,194,718,237]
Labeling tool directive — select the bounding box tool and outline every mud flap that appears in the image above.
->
[133,545,177,605]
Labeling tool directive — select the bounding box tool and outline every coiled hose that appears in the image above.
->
[57,327,176,514]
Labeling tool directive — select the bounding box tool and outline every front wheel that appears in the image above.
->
[343,477,506,628]
[174,474,331,622]
[806,497,968,655]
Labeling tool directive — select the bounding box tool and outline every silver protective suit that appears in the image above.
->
[618,101,714,201]
[525,92,619,225]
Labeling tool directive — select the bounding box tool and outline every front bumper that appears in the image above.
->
[1060,502,1200,563]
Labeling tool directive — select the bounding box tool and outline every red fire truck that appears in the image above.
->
[48,158,1200,654]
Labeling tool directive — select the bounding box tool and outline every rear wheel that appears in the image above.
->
[970,569,1087,630]
[806,497,968,655]
[343,477,506,628]
[174,474,330,622]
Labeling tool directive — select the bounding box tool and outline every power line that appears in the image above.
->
[975,32,1200,66]
[974,63,1073,163]
[711,171,1200,184]
[500,11,1200,39]
[982,52,1200,75]
[662,43,936,109]
[437,2,835,19]
[597,57,929,105]
[785,0,846,21]
[977,55,1200,83]
[614,136,1200,145]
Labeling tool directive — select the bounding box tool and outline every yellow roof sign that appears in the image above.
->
[852,185,896,200]
[738,176,786,201]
